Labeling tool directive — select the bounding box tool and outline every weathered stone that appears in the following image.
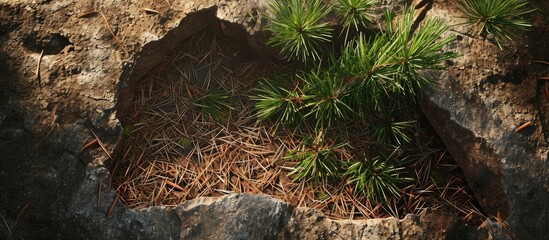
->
[175,194,293,240]
[280,208,480,239]
[0,0,498,239]
[67,164,181,239]
[420,2,549,240]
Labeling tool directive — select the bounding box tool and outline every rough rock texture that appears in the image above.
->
[69,165,181,239]
[3,160,477,240]
[280,208,479,240]
[0,0,528,239]
[176,194,293,240]
[420,1,549,239]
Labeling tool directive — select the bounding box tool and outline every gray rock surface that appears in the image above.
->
[421,1,549,240]
[0,0,525,239]
[280,208,477,240]
[176,194,293,240]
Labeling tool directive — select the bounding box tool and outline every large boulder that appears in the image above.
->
[421,2,549,240]
[0,0,507,239]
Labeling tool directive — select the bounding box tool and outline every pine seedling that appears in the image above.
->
[286,131,342,182]
[344,150,411,203]
[264,0,333,62]
[338,32,400,114]
[390,7,458,98]
[335,0,377,41]
[458,0,534,49]
[301,68,353,129]
[251,77,310,128]
[371,103,416,146]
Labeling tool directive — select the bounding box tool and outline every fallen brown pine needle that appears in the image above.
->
[99,11,128,56]
[533,60,549,66]
[88,128,113,160]
[14,202,30,225]
[143,8,160,15]
[78,10,98,18]
[166,180,184,191]
[492,211,517,240]
[36,50,44,88]
[80,139,99,152]
[515,121,532,134]
[106,193,119,217]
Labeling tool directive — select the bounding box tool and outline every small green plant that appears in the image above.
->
[335,0,377,41]
[123,125,134,138]
[338,32,400,114]
[286,131,342,182]
[251,77,310,128]
[301,69,353,129]
[390,10,458,98]
[372,120,415,146]
[192,90,234,122]
[254,3,458,209]
[458,0,534,49]
[370,103,416,147]
[264,0,333,62]
[335,0,376,30]
[344,151,410,203]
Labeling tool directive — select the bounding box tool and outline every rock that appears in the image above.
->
[67,165,483,240]
[420,2,549,240]
[0,0,492,239]
[67,164,181,240]
[176,194,293,240]
[281,208,479,239]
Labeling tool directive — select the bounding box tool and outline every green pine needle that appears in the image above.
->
[251,77,310,127]
[529,0,549,15]
[390,7,458,98]
[372,119,415,146]
[458,0,534,49]
[192,90,235,123]
[264,0,333,62]
[335,0,377,31]
[286,132,342,182]
[344,151,411,203]
[301,69,353,129]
